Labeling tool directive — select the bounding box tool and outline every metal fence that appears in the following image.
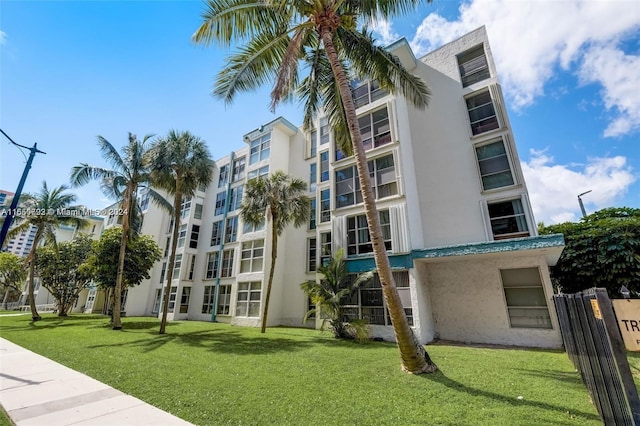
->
[553,288,640,425]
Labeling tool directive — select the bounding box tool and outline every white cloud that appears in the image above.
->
[0,31,6,45]
[521,149,636,224]
[369,18,399,46]
[407,0,640,136]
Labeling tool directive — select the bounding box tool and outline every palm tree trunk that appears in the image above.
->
[261,214,278,333]
[27,230,42,321]
[321,30,436,374]
[113,187,134,330]
[160,183,182,334]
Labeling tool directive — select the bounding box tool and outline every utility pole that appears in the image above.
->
[578,190,592,218]
[0,129,46,248]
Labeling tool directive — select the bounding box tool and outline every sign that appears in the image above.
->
[612,299,640,352]
[590,299,602,319]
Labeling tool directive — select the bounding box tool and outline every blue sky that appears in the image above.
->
[1,0,638,225]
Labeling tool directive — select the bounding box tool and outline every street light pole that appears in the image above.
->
[0,129,46,249]
[578,190,592,218]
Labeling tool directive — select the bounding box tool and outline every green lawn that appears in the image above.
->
[0,314,599,425]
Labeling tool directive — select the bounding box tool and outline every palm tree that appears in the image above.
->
[193,0,437,373]
[241,171,310,333]
[149,130,214,334]
[70,133,169,330]
[301,248,373,339]
[7,182,86,320]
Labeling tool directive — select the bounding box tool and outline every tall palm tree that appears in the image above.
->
[241,171,310,333]
[7,182,86,321]
[70,133,169,330]
[193,0,437,373]
[149,130,214,335]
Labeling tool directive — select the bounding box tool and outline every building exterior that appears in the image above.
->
[116,27,564,349]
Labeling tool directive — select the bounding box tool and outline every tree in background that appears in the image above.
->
[84,227,162,304]
[301,248,373,340]
[0,252,27,309]
[7,182,86,320]
[34,234,93,316]
[241,171,309,333]
[193,0,437,373]
[71,134,169,329]
[539,207,640,296]
[149,130,214,334]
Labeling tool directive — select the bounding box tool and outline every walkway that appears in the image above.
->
[0,338,193,426]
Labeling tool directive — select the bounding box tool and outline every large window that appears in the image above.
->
[177,224,187,248]
[347,210,391,255]
[342,271,412,326]
[194,202,203,220]
[307,238,317,272]
[335,154,397,208]
[218,164,229,188]
[168,286,177,313]
[250,133,271,164]
[320,232,332,266]
[189,225,200,249]
[180,287,191,313]
[187,255,196,280]
[476,140,514,190]
[153,289,162,314]
[224,216,238,243]
[319,116,330,145]
[211,220,223,246]
[501,268,551,329]
[217,285,231,315]
[236,281,262,317]
[180,197,191,220]
[320,151,329,182]
[248,165,269,180]
[458,45,490,87]
[467,91,499,135]
[309,130,317,157]
[309,163,317,191]
[221,249,234,278]
[359,107,391,151]
[243,218,265,234]
[215,191,227,216]
[240,239,264,273]
[352,80,388,108]
[202,285,215,314]
[229,186,243,212]
[488,198,530,240]
[309,198,317,230]
[159,262,167,283]
[173,254,183,279]
[232,156,246,182]
[320,189,331,223]
[205,252,219,279]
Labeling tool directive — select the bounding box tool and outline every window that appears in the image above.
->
[180,197,191,220]
[248,165,269,180]
[198,182,207,192]
[309,198,317,230]
[320,189,331,223]
[177,224,188,248]
[217,285,231,315]
[215,191,227,216]
[205,252,219,279]
[202,286,215,314]
[488,198,529,240]
[501,268,551,329]
[319,117,330,145]
[342,271,412,326]
[163,238,170,257]
[236,282,262,317]
[240,239,264,273]
[250,133,271,164]
[307,297,316,319]
[159,262,167,283]
[320,151,329,182]
[194,203,203,220]
[347,210,391,255]
[221,249,234,277]
[211,220,223,246]
[152,289,162,314]
[476,140,514,190]
[232,156,246,182]
[229,186,243,212]
[359,107,391,150]
[467,91,499,135]
[180,287,191,313]
[309,130,317,157]
[243,218,265,234]
[352,80,388,108]
[139,192,150,211]
[224,216,238,243]
[309,163,317,191]
[189,225,200,249]
[218,164,229,188]
[308,238,317,272]
[173,254,183,279]
[187,255,196,280]
[458,45,490,88]
[335,154,397,208]
[168,286,177,313]
[320,232,332,266]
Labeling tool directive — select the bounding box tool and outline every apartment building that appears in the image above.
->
[117,27,565,348]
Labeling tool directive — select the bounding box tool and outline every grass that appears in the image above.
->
[0,314,599,425]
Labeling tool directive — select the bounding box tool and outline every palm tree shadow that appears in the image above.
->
[421,371,600,422]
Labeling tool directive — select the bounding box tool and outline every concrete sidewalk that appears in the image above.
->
[0,338,193,425]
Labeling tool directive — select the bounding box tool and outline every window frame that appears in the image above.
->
[346,210,391,256]
[475,139,515,191]
[487,198,530,240]
[466,90,499,136]
[235,281,262,317]
[249,133,271,165]
[500,267,552,329]
[240,239,265,274]
[457,44,490,88]
[204,251,220,280]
